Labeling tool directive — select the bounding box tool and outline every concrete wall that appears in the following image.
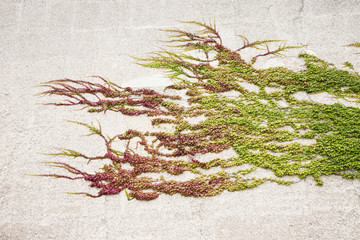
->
[1,0,359,239]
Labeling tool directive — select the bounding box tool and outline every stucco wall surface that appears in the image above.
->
[1,0,360,239]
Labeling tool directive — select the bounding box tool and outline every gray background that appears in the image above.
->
[1,0,360,239]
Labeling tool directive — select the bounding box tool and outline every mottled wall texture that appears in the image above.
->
[1,0,360,239]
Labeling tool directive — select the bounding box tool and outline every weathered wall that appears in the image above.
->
[1,0,359,239]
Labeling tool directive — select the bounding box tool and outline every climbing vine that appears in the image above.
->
[37,21,360,200]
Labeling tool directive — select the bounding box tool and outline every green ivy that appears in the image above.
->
[38,21,360,200]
